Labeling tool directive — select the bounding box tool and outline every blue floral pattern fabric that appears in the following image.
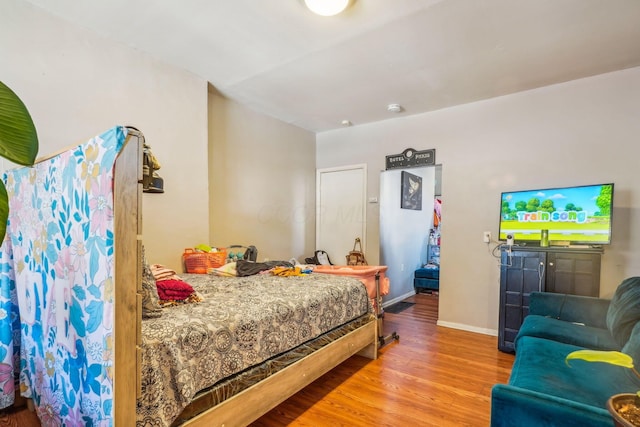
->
[0,126,127,426]
[0,249,21,410]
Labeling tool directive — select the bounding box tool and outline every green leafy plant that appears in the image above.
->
[567,349,638,373]
[0,81,39,242]
[566,350,640,403]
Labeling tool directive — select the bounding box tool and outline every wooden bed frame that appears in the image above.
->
[111,129,378,426]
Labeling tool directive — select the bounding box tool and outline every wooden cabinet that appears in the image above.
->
[545,251,601,296]
[498,247,601,352]
[498,249,546,353]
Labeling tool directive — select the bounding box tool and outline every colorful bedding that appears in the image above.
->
[137,272,371,426]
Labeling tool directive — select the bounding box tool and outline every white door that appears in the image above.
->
[316,165,367,265]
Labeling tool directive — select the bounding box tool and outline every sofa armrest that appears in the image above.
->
[491,384,613,427]
[529,292,611,329]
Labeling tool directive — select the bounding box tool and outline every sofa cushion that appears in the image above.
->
[491,384,613,427]
[516,315,619,351]
[606,277,640,347]
[529,292,611,329]
[510,336,638,409]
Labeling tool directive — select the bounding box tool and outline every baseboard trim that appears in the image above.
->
[436,320,498,337]
[382,292,496,337]
[382,290,417,308]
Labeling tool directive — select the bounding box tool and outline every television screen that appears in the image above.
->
[499,183,614,245]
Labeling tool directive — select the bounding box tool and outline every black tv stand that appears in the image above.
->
[497,246,602,352]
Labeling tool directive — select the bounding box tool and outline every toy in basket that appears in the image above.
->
[183,248,227,274]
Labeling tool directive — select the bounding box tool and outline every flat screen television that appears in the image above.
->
[499,183,614,246]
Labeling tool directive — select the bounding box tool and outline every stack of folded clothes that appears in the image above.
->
[151,264,204,306]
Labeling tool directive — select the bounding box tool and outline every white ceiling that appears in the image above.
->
[24,0,640,132]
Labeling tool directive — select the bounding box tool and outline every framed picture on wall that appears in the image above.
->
[401,171,422,210]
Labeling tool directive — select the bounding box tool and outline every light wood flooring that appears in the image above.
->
[0,293,514,426]
[254,293,514,426]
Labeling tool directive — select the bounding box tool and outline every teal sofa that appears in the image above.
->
[491,277,640,427]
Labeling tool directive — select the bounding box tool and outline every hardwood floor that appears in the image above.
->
[0,403,40,427]
[0,293,514,426]
[253,293,514,426]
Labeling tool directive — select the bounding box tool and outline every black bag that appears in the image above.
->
[243,245,258,262]
[305,250,333,265]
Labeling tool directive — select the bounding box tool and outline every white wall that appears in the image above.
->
[0,0,209,269]
[317,67,640,335]
[208,90,316,262]
[4,0,639,333]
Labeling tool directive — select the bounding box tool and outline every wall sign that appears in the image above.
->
[385,148,435,170]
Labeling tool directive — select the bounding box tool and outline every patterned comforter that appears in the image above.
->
[136,272,371,426]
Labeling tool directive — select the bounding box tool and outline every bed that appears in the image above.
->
[0,126,378,426]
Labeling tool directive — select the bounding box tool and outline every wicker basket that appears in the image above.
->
[183,248,227,274]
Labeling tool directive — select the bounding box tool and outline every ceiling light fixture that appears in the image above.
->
[304,0,350,16]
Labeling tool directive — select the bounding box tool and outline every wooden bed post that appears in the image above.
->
[113,131,143,425]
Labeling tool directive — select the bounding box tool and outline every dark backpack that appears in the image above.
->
[243,245,258,262]
[305,250,333,265]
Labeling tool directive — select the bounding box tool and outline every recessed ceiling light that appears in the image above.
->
[387,103,402,113]
[341,120,352,126]
[304,0,350,16]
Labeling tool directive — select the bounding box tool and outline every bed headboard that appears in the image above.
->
[0,126,142,425]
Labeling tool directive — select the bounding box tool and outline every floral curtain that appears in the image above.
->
[0,126,127,426]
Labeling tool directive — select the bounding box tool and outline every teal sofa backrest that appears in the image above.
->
[606,277,640,348]
[622,321,640,373]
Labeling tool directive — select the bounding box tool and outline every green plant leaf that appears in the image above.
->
[0,179,7,244]
[566,350,635,369]
[0,81,39,166]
